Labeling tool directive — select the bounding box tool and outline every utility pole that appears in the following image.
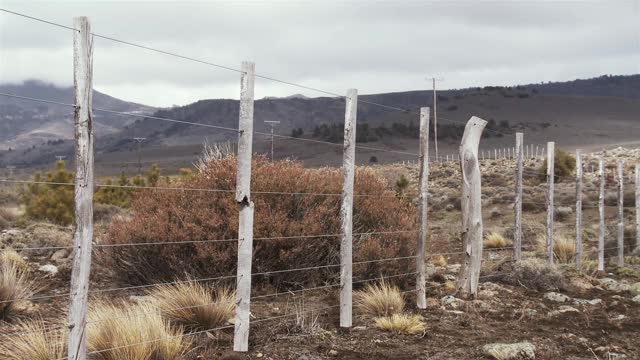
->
[264,120,280,161]
[55,155,66,162]
[427,77,443,159]
[133,137,146,175]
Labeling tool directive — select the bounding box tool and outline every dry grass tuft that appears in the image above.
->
[431,255,447,267]
[0,262,36,318]
[484,232,510,249]
[0,319,66,359]
[354,279,404,317]
[374,314,426,335]
[553,236,576,264]
[87,301,187,360]
[0,249,29,273]
[501,258,566,291]
[148,281,235,330]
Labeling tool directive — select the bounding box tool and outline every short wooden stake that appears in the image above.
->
[514,133,523,260]
[617,160,624,266]
[575,149,583,270]
[598,155,605,271]
[416,107,430,309]
[340,89,358,328]
[233,61,256,352]
[546,142,555,265]
[456,116,487,298]
[67,16,94,360]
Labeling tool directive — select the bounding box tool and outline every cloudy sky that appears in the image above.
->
[1,0,639,107]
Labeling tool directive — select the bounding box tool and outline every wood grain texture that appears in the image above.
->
[416,107,430,309]
[617,160,624,266]
[598,155,605,271]
[456,116,487,298]
[546,142,555,265]
[514,133,523,260]
[575,149,583,270]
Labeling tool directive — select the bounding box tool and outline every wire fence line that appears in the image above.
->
[1,9,640,359]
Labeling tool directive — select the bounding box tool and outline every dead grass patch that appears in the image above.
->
[354,279,404,317]
[0,319,66,360]
[374,314,426,335]
[0,262,36,318]
[484,232,510,249]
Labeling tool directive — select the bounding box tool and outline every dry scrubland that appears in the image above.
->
[0,147,639,359]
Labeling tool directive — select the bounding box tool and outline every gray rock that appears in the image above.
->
[630,282,640,296]
[548,306,580,317]
[544,292,570,303]
[38,264,58,276]
[441,295,458,306]
[50,249,69,262]
[572,298,602,306]
[632,295,640,304]
[482,342,536,360]
[599,278,631,292]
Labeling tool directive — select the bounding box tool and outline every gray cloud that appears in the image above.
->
[1,0,639,107]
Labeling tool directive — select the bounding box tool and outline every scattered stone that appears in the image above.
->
[630,282,640,296]
[482,342,536,360]
[598,278,631,292]
[38,264,58,276]
[611,314,626,321]
[445,264,461,273]
[447,310,465,315]
[478,289,497,299]
[632,295,640,304]
[256,353,263,358]
[50,249,69,262]
[441,295,459,306]
[544,292,570,303]
[352,326,367,331]
[548,306,580,317]
[426,297,440,308]
[569,277,594,291]
[572,298,602,306]
[481,282,513,294]
[328,349,338,356]
[443,274,456,281]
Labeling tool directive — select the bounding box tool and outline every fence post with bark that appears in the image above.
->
[575,149,583,269]
[546,142,555,265]
[514,132,523,260]
[416,107,430,309]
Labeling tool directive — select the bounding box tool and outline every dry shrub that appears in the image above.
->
[354,279,404,317]
[87,301,187,360]
[102,155,415,287]
[374,314,426,335]
[484,232,510,249]
[147,282,235,330]
[0,262,36,318]
[431,255,447,267]
[0,207,18,230]
[0,319,66,360]
[0,249,28,273]
[499,258,566,291]
[553,236,576,264]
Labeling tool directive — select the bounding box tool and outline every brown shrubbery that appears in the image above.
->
[101,155,415,287]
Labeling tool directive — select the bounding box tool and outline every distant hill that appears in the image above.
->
[1,74,639,172]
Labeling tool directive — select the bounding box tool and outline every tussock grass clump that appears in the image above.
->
[484,232,510,249]
[354,280,404,317]
[88,301,187,360]
[553,236,576,264]
[148,282,235,330]
[374,314,426,335]
[431,255,447,267]
[0,249,28,273]
[0,262,36,318]
[0,319,66,359]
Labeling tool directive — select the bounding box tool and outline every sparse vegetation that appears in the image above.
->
[500,258,566,291]
[87,301,187,360]
[147,282,235,330]
[539,147,576,182]
[0,319,67,360]
[553,236,576,264]
[374,314,426,335]
[484,232,510,249]
[431,255,447,267]
[354,280,404,317]
[0,262,36,318]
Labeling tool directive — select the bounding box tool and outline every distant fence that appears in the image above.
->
[0,12,639,360]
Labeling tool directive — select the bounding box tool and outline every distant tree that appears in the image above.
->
[369,156,378,163]
[395,175,410,198]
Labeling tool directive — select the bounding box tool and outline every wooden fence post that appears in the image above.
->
[575,149,583,270]
[514,133,523,260]
[340,89,358,328]
[67,17,94,360]
[233,61,255,352]
[598,155,605,271]
[617,160,624,266]
[636,164,640,253]
[456,116,487,298]
[416,107,430,309]
[546,142,555,265]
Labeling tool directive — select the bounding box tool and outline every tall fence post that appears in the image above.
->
[233,61,255,352]
[514,133,523,260]
[598,155,605,271]
[67,16,94,360]
[546,142,555,265]
[416,107,430,309]
[617,160,624,266]
[636,164,640,253]
[575,149,583,270]
[340,89,358,328]
[456,116,487,298]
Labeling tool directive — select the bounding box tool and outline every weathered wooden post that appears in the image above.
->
[495,149,497,160]
[514,133,523,260]
[575,149,583,270]
[233,61,255,352]
[617,160,624,266]
[340,89,358,328]
[546,142,555,265]
[456,116,487,298]
[67,17,94,360]
[598,155,605,271]
[416,107,430,309]
[636,164,640,252]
